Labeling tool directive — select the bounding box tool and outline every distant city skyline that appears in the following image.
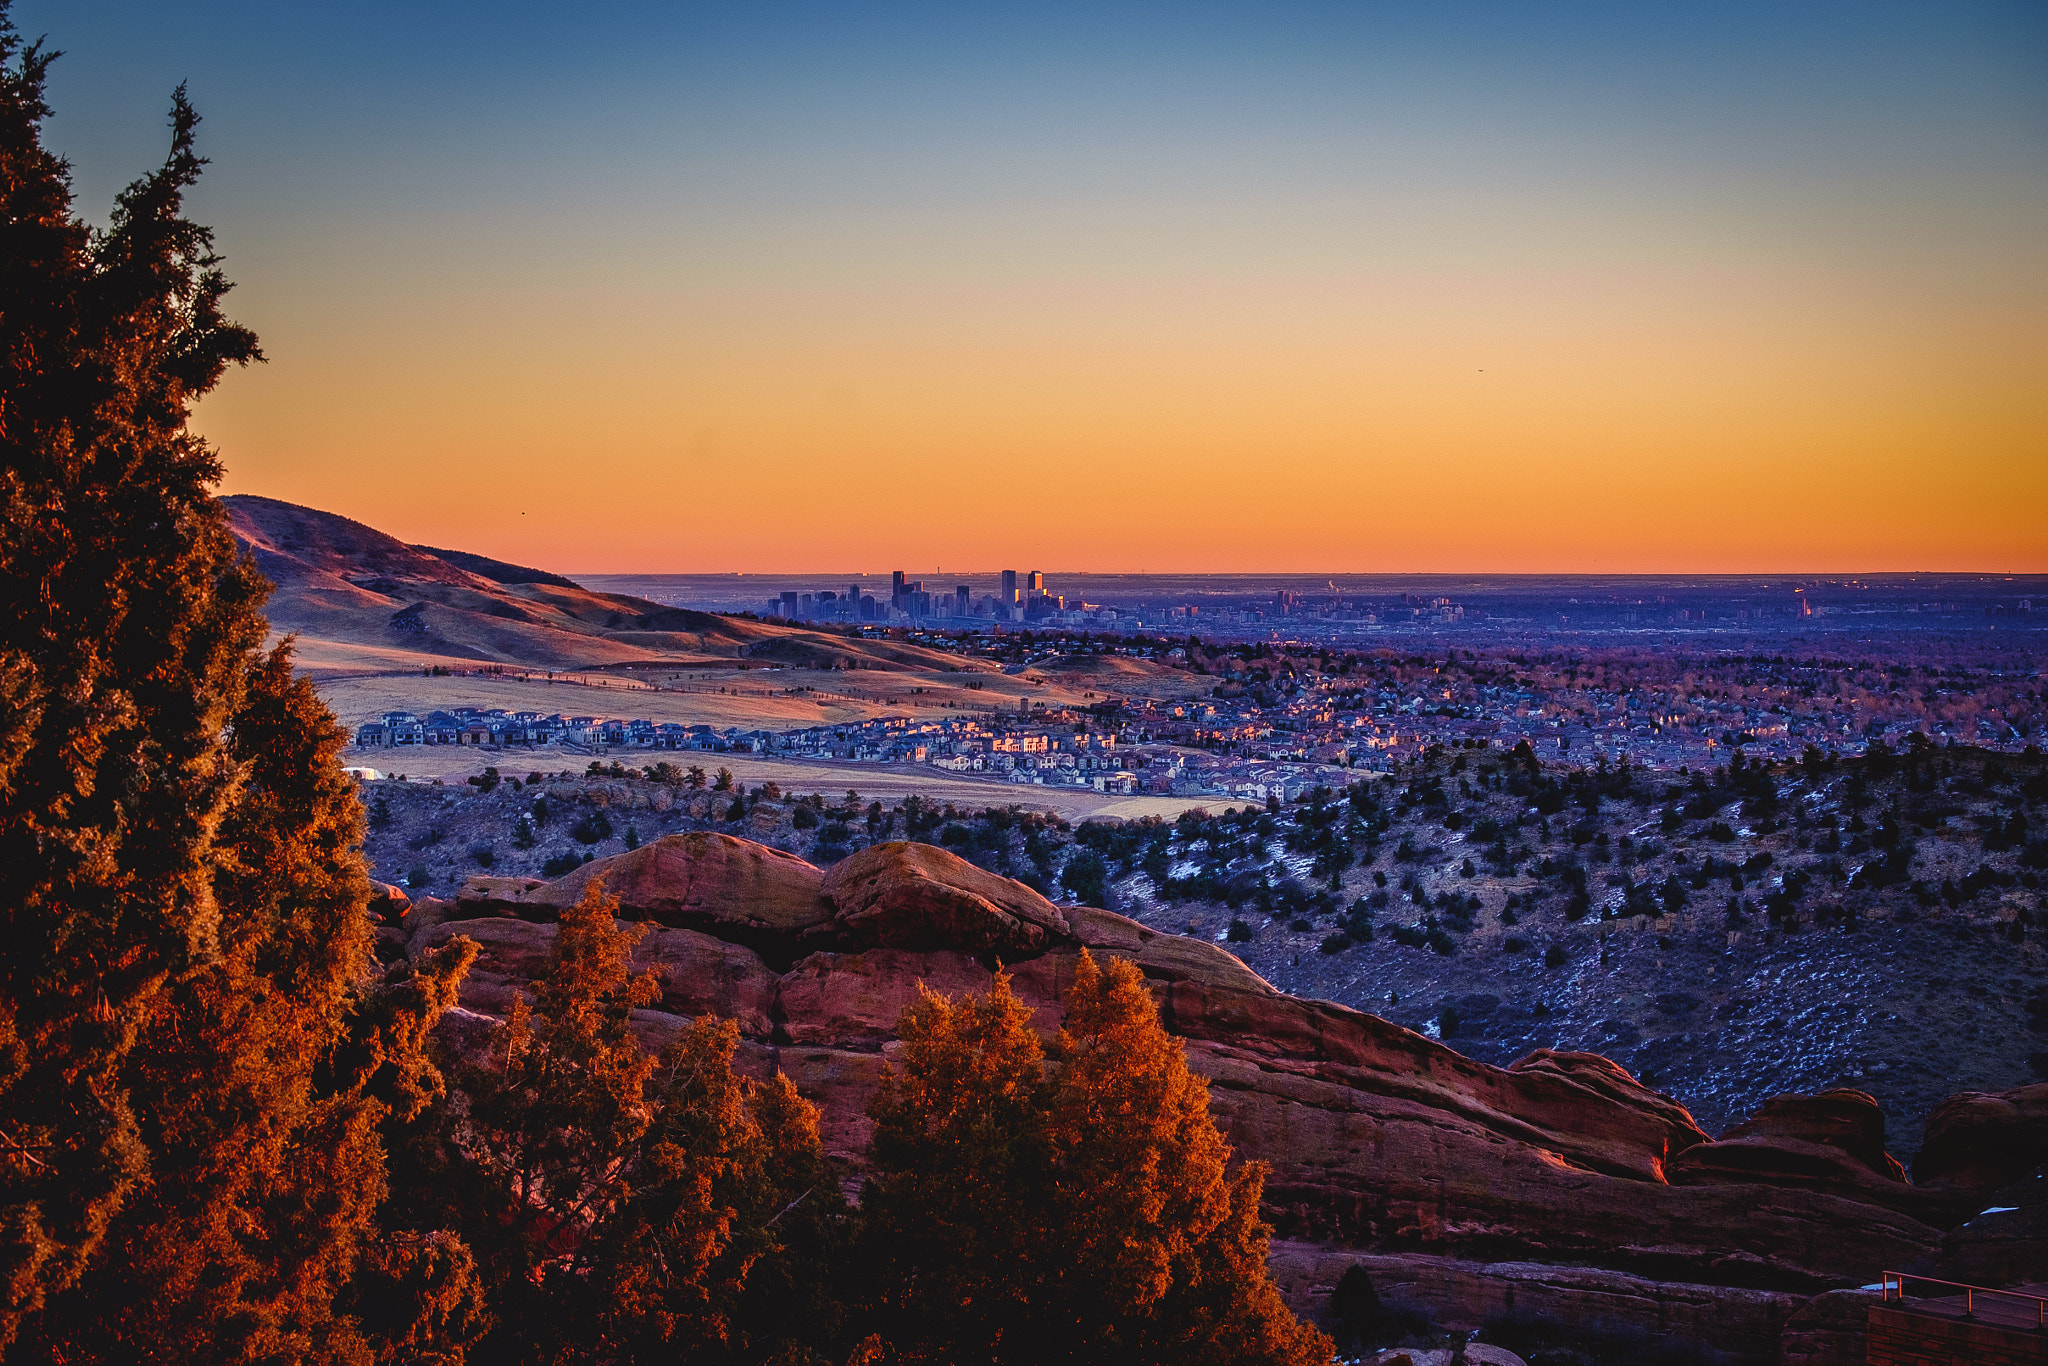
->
[29,1,2048,572]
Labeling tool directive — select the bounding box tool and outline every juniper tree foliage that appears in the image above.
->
[433,879,843,1365]
[859,952,1331,1366]
[0,12,477,1359]
[24,645,483,1364]
[858,968,1054,1362]
[1048,951,1329,1366]
[0,8,265,1339]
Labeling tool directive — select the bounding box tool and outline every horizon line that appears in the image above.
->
[563,569,2048,580]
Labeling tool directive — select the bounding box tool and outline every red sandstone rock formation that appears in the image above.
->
[1914,1083,2048,1196]
[820,841,1071,956]
[1666,1088,1967,1226]
[414,833,1993,1360]
[366,879,411,922]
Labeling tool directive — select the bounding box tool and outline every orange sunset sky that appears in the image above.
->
[35,2,2048,573]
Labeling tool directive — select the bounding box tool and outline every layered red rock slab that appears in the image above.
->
[456,832,833,939]
[1067,904,1277,995]
[1667,1088,1970,1226]
[635,927,782,1039]
[820,841,1070,957]
[1193,1035,1940,1287]
[1779,1289,1884,1366]
[1265,1243,1807,1366]
[1155,981,1705,1183]
[1723,1088,1910,1180]
[418,833,1955,1312]
[411,917,779,1038]
[777,947,1003,1049]
[1915,1084,2048,1197]
[1929,1165,2048,1288]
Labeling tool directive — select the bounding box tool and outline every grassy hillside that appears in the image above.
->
[226,495,988,675]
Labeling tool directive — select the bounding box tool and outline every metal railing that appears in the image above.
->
[1881,1271,2048,1329]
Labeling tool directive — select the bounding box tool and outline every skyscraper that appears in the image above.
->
[1001,569,1018,603]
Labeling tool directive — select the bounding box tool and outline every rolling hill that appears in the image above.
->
[223,496,984,675]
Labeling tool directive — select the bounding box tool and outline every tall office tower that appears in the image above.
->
[848,584,861,619]
[956,585,971,616]
[891,570,907,608]
[1001,569,1018,603]
[1027,570,1044,595]
[779,591,799,617]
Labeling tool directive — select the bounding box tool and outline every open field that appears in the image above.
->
[347,741,1209,823]
[304,620,1211,738]
[310,657,1178,730]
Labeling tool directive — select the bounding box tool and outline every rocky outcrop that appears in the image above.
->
[410,914,781,1039]
[1924,1163,2048,1289]
[1065,904,1274,994]
[1267,1243,1805,1364]
[1667,1089,1968,1226]
[415,834,1982,1358]
[820,842,1071,958]
[366,879,411,923]
[1914,1083,2048,1197]
[453,832,833,954]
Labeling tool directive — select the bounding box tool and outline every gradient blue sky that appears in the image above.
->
[24,2,2048,571]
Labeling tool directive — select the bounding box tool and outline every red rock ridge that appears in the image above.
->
[415,833,1994,1299]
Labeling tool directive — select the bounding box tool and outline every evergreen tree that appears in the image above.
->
[440,878,840,1364]
[858,971,1052,1363]
[1047,952,1329,1366]
[0,17,477,1357]
[1,15,261,1340]
[859,952,1330,1366]
[21,646,474,1363]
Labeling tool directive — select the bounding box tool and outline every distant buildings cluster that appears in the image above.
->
[760,575,1485,632]
[769,568,1079,625]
